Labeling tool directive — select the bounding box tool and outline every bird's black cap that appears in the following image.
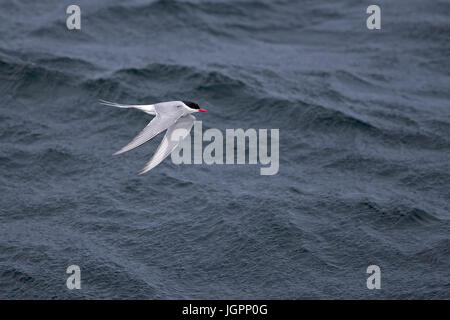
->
[183,101,200,110]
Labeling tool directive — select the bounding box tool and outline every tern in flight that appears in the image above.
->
[99,99,208,174]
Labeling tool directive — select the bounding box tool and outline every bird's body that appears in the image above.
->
[99,99,208,174]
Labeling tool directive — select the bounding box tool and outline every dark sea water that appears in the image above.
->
[1,0,449,299]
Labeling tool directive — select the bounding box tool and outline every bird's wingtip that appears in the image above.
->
[139,165,154,175]
[113,149,124,156]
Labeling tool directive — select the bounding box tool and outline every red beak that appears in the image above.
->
[199,108,208,112]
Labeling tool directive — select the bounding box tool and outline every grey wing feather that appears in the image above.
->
[139,114,195,174]
[114,103,186,155]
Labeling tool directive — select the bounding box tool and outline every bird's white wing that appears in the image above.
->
[114,102,186,155]
[139,114,195,174]
[99,99,156,115]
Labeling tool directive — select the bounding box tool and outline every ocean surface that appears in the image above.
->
[0,0,449,299]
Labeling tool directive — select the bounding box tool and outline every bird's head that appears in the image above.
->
[182,101,208,113]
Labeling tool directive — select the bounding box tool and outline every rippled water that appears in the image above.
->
[0,0,449,299]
